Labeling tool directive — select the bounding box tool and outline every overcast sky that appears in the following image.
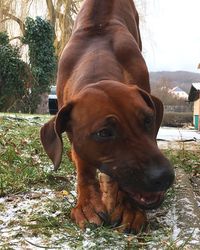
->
[139,0,200,73]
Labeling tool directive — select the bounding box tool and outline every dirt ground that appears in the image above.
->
[158,140,200,208]
[157,141,200,249]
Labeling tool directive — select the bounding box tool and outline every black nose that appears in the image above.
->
[144,159,175,192]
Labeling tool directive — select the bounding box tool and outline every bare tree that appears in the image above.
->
[46,0,82,56]
[0,0,31,36]
[0,0,82,56]
[151,78,175,105]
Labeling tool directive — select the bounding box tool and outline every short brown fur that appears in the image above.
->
[40,0,174,233]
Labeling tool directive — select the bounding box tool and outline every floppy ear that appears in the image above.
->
[137,88,163,136]
[40,102,74,171]
[150,95,164,135]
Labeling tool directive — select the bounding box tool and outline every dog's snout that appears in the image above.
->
[150,168,174,191]
[145,160,175,192]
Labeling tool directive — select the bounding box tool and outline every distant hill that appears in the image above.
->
[150,71,200,93]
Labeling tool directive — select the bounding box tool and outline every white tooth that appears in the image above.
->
[140,197,145,202]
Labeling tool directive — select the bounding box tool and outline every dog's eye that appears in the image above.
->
[96,128,114,138]
[92,128,115,140]
[144,116,154,129]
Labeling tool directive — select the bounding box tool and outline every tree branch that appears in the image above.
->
[2,9,25,35]
[9,36,21,41]
[0,17,10,23]
[46,0,56,26]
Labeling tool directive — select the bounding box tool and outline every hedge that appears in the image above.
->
[162,112,193,127]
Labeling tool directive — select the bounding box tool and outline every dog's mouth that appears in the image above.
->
[126,190,165,210]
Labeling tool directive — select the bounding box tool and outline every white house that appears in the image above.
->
[168,86,188,99]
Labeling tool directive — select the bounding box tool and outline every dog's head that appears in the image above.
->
[41,81,174,209]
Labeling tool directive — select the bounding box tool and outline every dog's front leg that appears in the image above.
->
[71,150,107,229]
[99,173,147,234]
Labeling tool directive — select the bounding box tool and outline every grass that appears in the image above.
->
[0,113,199,249]
[164,145,200,175]
[0,114,75,196]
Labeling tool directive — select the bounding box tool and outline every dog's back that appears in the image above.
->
[73,0,141,45]
[56,0,149,108]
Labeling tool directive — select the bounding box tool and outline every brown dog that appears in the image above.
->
[40,0,174,233]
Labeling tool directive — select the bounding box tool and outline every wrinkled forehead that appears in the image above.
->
[72,89,116,123]
[71,86,153,126]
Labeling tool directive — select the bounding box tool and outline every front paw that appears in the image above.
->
[99,173,147,234]
[71,186,108,229]
[110,198,147,234]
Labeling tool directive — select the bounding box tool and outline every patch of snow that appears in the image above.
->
[166,205,181,240]
[82,240,96,249]
[0,188,75,249]
[0,197,6,203]
[178,198,197,218]
[157,127,200,141]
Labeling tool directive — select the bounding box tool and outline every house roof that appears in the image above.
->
[188,82,200,101]
[171,86,185,93]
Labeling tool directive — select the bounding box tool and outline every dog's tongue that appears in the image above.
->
[129,191,164,207]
